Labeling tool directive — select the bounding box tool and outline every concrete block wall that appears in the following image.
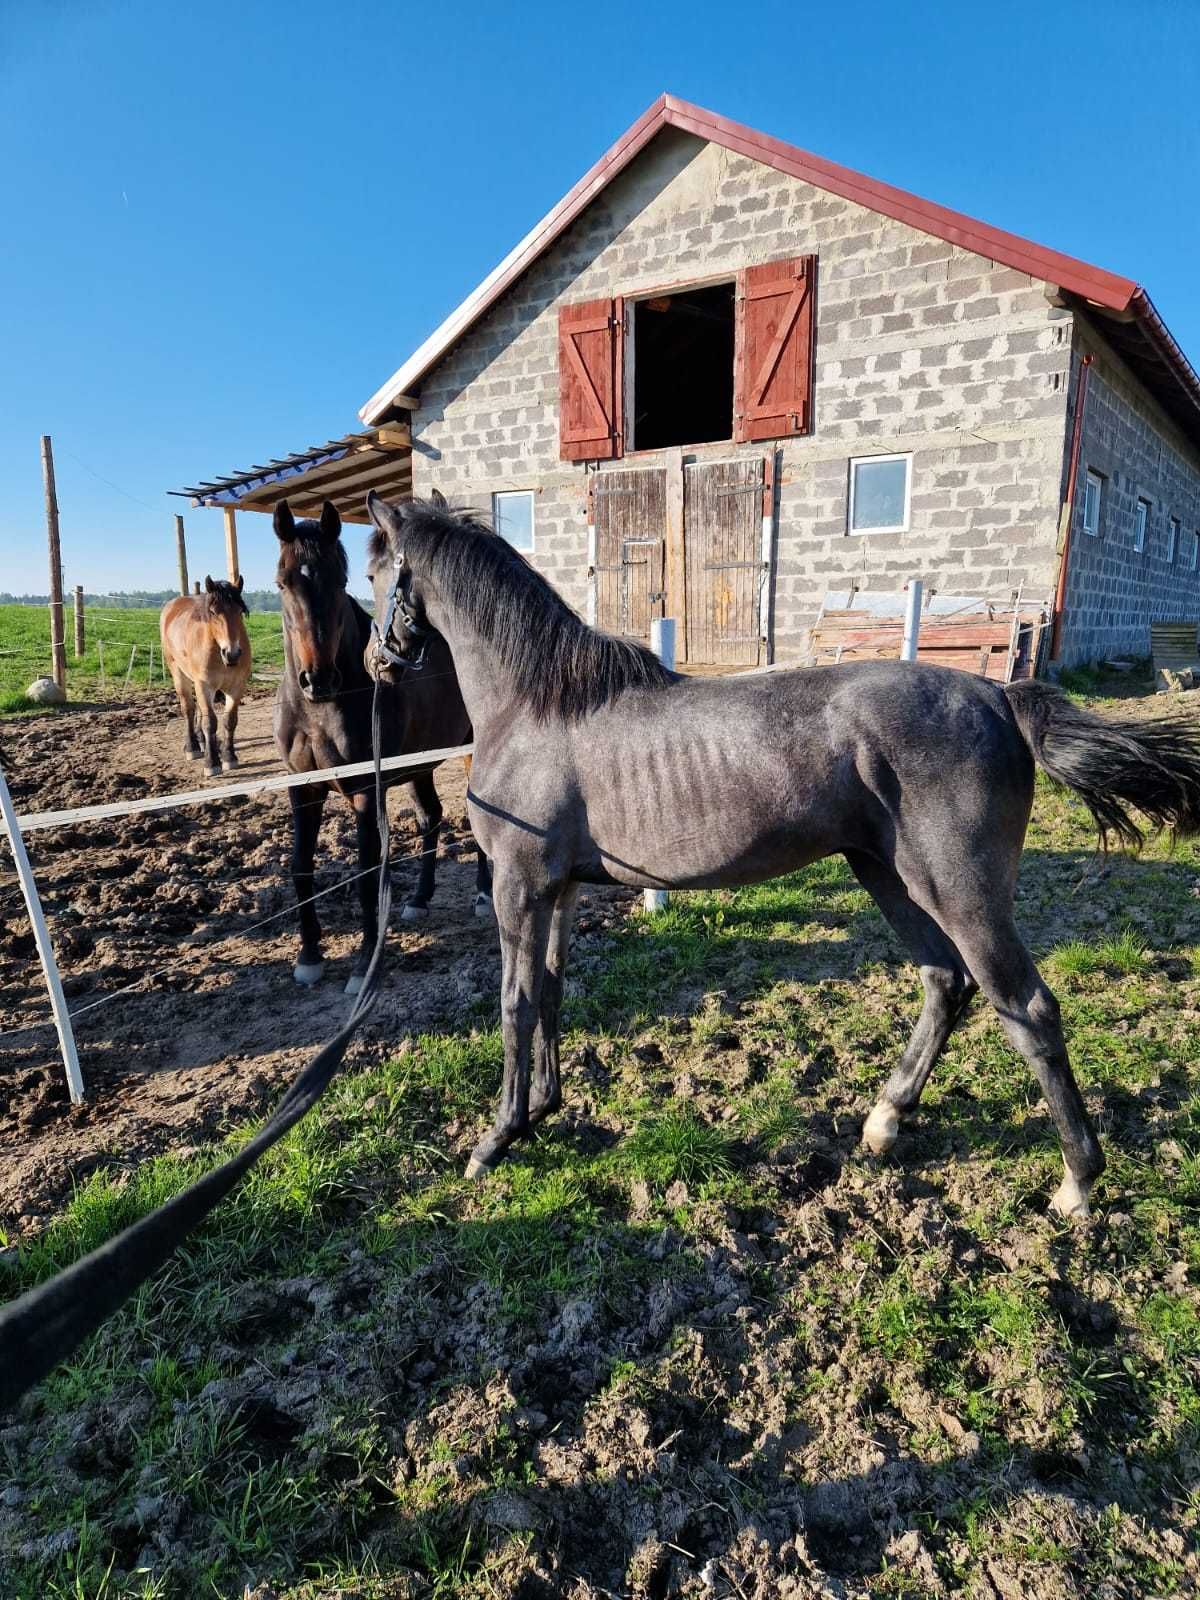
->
[1058,319,1200,665]
[408,128,1073,657]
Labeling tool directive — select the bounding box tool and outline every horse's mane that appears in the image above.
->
[204,579,249,616]
[369,502,673,721]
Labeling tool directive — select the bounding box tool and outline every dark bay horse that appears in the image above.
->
[160,577,251,775]
[273,498,490,994]
[366,492,1200,1219]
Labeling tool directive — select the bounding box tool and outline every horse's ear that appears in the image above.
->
[204,575,215,593]
[430,488,447,508]
[318,501,341,542]
[367,489,407,542]
[274,500,296,543]
[235,574,244,593]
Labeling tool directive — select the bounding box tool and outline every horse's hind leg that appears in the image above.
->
[941,909,1103,1219]
[290,784,327,986]
[171,668,201,760]
[474,849,494,919]
[529,884,580,1127]
[400,773,442,922]
[846,851,978,1155]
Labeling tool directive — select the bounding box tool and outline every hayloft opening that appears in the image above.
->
[631,281,735,450]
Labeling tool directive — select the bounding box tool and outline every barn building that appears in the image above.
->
[183,96,1200,672]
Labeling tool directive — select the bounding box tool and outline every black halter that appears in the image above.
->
[370,553,432,672]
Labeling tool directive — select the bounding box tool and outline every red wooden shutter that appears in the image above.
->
[559,297,623,461]
[734,256,815,443]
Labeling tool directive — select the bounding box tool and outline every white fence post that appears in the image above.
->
[643,618,677,915]
[0,761,85,1104]
[900,579,924,663]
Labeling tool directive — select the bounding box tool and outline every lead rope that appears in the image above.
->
[0,678,395,1414]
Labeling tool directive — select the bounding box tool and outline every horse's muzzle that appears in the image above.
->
[298,666,341,701]
[221,646,243,666]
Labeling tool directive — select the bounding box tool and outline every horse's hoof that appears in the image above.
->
[186,749,203,761]
[204,767,220,779]
[474,893,495,920]
[861,1101,900,1156]
[223,757,239,771]
[1049,1172,1092,1221]
[344,972,366,997]
[293,961,325,987]
[465,1155,495,1181]
[400,902,430,923]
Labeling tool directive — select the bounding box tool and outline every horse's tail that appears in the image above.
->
[1004,679,1200,849]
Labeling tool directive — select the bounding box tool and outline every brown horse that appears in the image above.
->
[160,577,252,776]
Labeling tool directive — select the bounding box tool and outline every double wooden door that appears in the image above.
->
[592,455,769,666]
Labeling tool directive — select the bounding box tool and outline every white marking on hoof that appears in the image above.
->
[862,1101,900,1155]
[186,749,203,761]
[400,902,430,923]
[293,961,325,988]
[474,893,495,920]
[344,972,365,997]
[1049,1171,1091,1221]
[222,758,239,771]
[464,1156,493,1180]
[204,767,220,779]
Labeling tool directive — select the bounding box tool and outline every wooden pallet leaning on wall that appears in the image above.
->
[1150,620,1200,692]
[804,605,1050,684]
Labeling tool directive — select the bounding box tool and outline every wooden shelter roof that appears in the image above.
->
[171,425,411,524]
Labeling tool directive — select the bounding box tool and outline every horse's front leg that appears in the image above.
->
[197,683,221,777]
[474,849,494,919]
[466,869,556,1178]
[290,784,327,986]
[222,696,240,771]
[400,773,442,922]
[529,884,580,1127]
[346,788,382,997]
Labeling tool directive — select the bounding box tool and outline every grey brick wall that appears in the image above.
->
[408,129,1074,657]
[1058,318,1200,666]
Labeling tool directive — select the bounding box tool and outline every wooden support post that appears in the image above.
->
[73,585,84,659]
[223,506,240,583]
[193,580,200,595]
[175,514,189,596]
[0,761,85,1103]
[643,618,677,916]
[41,435,67,692]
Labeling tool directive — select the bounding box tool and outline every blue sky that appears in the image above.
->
[2,0,1197,593]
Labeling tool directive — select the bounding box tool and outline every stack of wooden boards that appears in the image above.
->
[804,598,1049,683]
[1150,621,1200,692]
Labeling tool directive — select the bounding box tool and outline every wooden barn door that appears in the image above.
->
[591,468,667,642]
[684,457,766,666]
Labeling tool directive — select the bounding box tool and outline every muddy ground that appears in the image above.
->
[0,691,629,1238]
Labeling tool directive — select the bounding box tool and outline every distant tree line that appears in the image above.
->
[0,589,284,612]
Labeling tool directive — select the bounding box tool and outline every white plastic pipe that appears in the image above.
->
[0,761,85,1103]
[900,579,924,663]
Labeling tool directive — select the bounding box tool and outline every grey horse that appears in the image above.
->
[365,492,1200,1219]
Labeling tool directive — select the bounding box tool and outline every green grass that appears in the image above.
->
[0,602,287,710]
[3,676,1199,1597]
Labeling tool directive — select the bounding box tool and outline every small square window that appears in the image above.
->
[492,490,535,552]
[1082,470,1103,536]
[1133,498,1150,553]
[848,454,911,535]
[1167,517,1179,564]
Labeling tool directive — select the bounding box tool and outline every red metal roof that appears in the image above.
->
[360,95,1199,445]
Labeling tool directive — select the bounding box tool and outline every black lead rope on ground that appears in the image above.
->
[0,680,394,1415]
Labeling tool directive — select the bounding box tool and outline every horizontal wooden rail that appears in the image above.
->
[1,744,474,837]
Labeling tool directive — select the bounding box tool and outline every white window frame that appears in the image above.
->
[847,452,913,536]
[491,489,535,553]
[1190,531,1199,573]
[1167,517,1179,564]
[1082,469,1103,536]
[1133,498,1149,553]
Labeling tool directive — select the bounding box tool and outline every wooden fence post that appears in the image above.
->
[643,618,677,915]
[223,506,240,583]
[175,514,189,596]
[41,435,67,692]
[73,585,85,659]
[0,761,85,1103]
